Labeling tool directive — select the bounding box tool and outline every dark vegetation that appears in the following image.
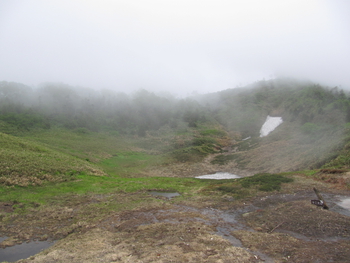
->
[0,81,209,136]
[210,154,238,165]
[214,173,294,199]
[239,173,293,191]
[1,78,350,138]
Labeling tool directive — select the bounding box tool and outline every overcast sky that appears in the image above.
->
[0,0,349,96]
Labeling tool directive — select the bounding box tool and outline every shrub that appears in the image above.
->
[200,129,226,137]
[301,122,320,134]
[240,173,293,191]
[211,154,238,165]
[192,137,217,146]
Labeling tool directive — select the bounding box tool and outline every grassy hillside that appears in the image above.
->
[0,132,105,186]
[193,78,350,173]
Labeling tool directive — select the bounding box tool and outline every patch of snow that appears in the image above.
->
[260,115,283,137]
[195,172,240,180]
[242,136,251,141]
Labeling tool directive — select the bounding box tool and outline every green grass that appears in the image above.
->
[22,128,131,162]
[0,173,209,205]
[0,132,104,186]
[0,128,209,205]
[99,151,164,177]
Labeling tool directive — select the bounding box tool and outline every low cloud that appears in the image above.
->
[0,0,349,96]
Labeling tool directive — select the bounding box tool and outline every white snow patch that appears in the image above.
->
[195,172,240,180]
[260,115,283,137]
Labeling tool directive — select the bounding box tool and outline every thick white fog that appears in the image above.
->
[0,0,349,96]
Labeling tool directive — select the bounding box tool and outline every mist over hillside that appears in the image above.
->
[1,78,349,135]
[1,77,350,173]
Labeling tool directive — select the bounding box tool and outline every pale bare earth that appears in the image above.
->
[15,203,264,263]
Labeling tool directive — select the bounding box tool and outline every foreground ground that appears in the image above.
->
[1,172,350,263]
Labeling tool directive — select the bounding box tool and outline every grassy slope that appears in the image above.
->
[1,118,348,205]
[0,132,105,187]
[0,128,213,206]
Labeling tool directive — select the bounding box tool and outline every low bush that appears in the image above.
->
[192,137,217,146]
[240,173,293,191]
[200,129,226,137]
[211,154,238,165]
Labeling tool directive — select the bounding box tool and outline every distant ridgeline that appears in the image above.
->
[198,78,350,138]
[1,78,350,138]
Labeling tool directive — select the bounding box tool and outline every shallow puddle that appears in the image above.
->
[0,240,54,262]
[150,191,180,198]
[195,172,240,180]
[338,197,350,210]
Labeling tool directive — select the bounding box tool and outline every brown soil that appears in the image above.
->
[0,202,14,213]
[234,189,350,262]
[1,183,350,263]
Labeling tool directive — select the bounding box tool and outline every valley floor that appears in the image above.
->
[1,175,350,263]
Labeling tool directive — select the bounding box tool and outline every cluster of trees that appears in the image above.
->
[0,81,209,135]
[1,78,350,137]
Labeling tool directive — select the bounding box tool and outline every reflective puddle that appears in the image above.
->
[338,197,350,210]
[0,240,54,262]
[195,172,241,180]
[150,192,180,198]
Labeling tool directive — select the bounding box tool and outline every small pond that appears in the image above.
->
[0,239,54,262]
[150,191,181,198]
[195,172,241,180]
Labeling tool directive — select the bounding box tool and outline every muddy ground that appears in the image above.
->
[1,176,350,263]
